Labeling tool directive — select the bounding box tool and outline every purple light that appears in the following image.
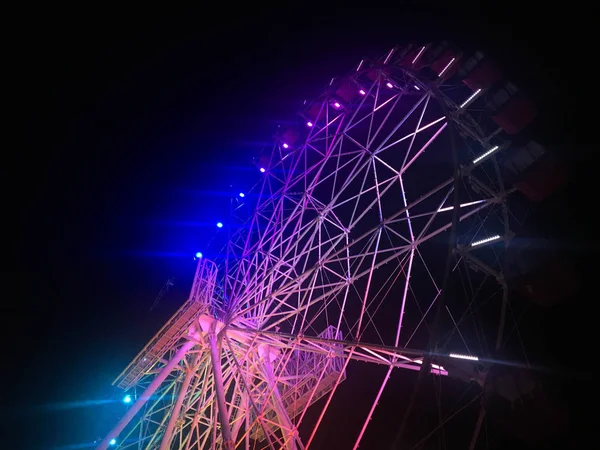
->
[259,167,266,173]
[386,82,393,88]
[282,143,289,149]
[359,89,366,95]
[333,102,341,108]
[414,85,420,91]
[307,121,313,127]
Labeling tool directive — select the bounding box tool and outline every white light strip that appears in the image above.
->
[438,57,456,78]
[413,359,445,370]
[470,235,500,247]
[384,48,395,64]
[472,145,499,164]
[438,199,486,213]
[460,88,481,109]
[412,46,425,65]
[449,353,479,361]
[357,59,364,71]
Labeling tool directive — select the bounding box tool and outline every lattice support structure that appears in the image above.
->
[113,258,217,391]
[92,42,542,450]
[250,326,346,442]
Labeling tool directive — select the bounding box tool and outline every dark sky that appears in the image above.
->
[6,3,590,450]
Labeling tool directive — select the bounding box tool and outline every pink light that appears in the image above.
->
[438,57,456,77]
[282,143,289,149]
[259,167,265,173]
[307,121,313,127]
[386,82,393,88]
[359,89,366,95]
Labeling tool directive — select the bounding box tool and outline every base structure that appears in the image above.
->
[97,309,483,450]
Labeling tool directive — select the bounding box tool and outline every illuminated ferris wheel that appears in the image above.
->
[94,42,567,450]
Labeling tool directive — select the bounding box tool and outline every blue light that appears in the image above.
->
[216,222,223,228]
[239,192,245,198]
[260,167,266,173]
[195,252,203,259]
[123,394,132,404]
[109,438,117,446]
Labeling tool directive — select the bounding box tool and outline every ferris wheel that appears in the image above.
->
[94,42,564,450]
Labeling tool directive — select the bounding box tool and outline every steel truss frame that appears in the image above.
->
[95,46,528,450]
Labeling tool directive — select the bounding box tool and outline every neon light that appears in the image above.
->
[414,359,445,370]
[460,88,481,109]
[438,57,456,77]
[438,199,486,212]
[383,48,395,64]
[449,353,479,361]
[471,235,500,247]
[412,46,425,64]
[472,145,499,164]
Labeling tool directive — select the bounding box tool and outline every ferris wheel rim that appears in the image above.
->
[97,43,537,450]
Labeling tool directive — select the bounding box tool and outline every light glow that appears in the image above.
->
[123,394,132,404]
[259,167,265,173]
[386,82,394,88]
[216,222,223,228]
[195,252,203,259]
[333,102,341,109]
[359,89,366,95]
[438,199,486,212]
[438,57,456,77]
[414,359,445,371]
[282,143,289,149]
[473,145,499,164]
[460,88,481,109]
[449,353,479,361]
[383,48,395,64]
[413,85,420,91]
[412,46,426,64]
[471,235,500,247]
[307,121,313,127]
[109,439,117,446]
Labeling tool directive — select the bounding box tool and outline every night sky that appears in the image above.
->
[6,3,591,450]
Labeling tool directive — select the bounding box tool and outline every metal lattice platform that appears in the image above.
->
[113,258,218,390]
